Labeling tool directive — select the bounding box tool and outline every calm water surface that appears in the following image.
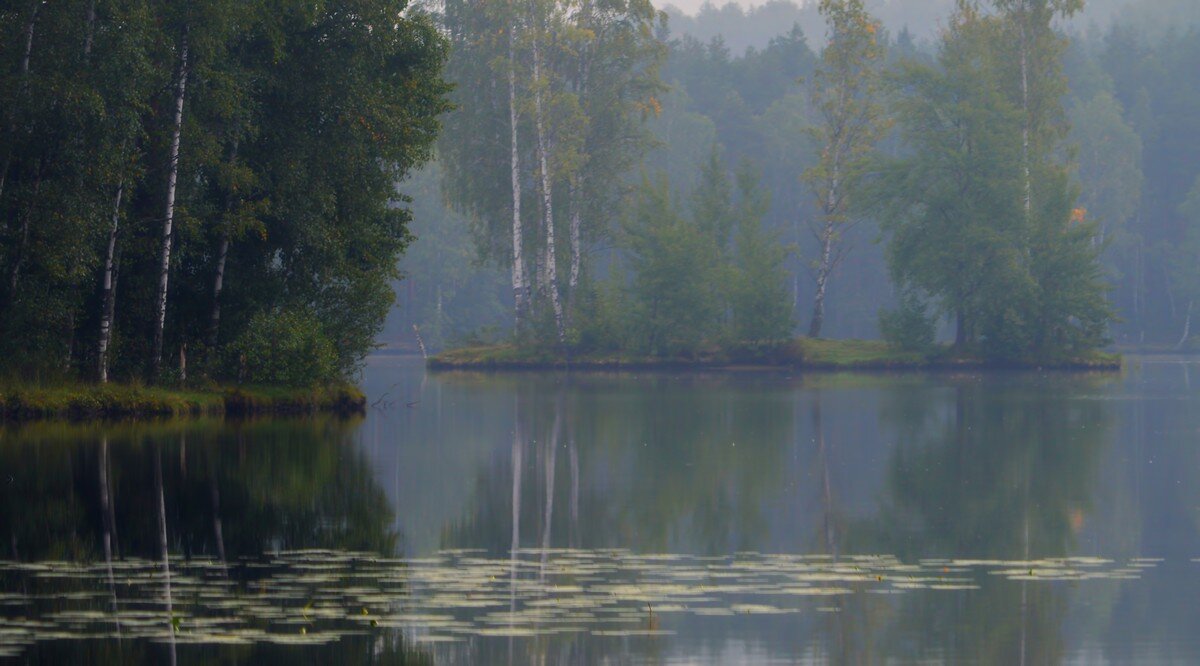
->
[3,356,1200,664]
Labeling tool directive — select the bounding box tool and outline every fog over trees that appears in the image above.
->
[3,0,1198,382]
[386,0,1199,362]
[0,0,450,384]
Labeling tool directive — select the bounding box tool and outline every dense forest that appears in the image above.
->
[4,0,1199,384]
[0,0,450,384]
[388,0,1200,361]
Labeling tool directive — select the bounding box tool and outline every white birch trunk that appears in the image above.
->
[808,146,840,339]
[809,217,835,338]
[568,180,582,294]
[84,0,96,57]
[98,180,124,382]
[567,2,590,304]
[152,31,189,379]
[207,233,229,348]
[529,13,565,343]
[1019,0,1032,220]
[7,164,41,298]
[508,19,528,327]
[1178,301,1194,350]
[0,1,40,205]
[207,141,238,349]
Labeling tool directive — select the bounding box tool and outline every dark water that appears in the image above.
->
[3,356,1200,664]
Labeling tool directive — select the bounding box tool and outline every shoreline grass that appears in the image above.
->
[0,382,366,422]
[428,338,1122,372]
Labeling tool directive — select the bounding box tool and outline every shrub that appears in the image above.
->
[880,294,936,353]
[226,308,340,386]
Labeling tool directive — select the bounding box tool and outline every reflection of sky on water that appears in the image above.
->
[4,355,1200,662]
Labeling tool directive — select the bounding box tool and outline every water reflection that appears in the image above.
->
[0,418,417,664]
[409,369,1129,663]
[3,360,1199,663]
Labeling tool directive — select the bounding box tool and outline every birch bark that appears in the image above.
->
[508,17,529,326]
[1019,0,1032,220]
[207,141,239,349]
[7,165,40,298]
[98,180,124,382]
[809,136,841,338]
[529,5,565,343]
[0,1,40,205]
[152,31,190,379]
[84,0,97,57]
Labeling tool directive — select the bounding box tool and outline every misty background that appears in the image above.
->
[385,0,1200,352]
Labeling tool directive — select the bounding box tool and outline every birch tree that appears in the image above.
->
[0,0,450,383]
[878,3,1109,360]
[150,28,190,379]
[990,0,1084,224]
[528,0,566,344]
[438,0,661,344]
[507,9,530,326]
[803,0,887,338]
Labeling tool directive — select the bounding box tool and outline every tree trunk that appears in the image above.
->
[955,310,969,349]
[152,31,190,380]
[7,164,42,300]
[1019,0,1032,221]
[529,6,565,344]
[507,19,528,328]
[98,180,124,383]
[808,218,835,338]
[207,141,239,350]
[567,5,590,307]
[808,127,842,338]
[1178,301,1193,350]
[84,0,97,57]
[568,179,582,296]
[0,1,40,205]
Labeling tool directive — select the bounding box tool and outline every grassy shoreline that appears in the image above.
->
[0,383,366,422]
[428,338,1122,372]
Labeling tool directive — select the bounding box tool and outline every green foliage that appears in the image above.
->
[0,382,363,421]
[728,163,794,342]
[0,0,451,386]
[436,0,665,340]
[571,154,793,356]
[573,266,632,353]
[879,293,936,354]
[876,4,1112,361]
[622,174,724,355]
[226,308,340,387]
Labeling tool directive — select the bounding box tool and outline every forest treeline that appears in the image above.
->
[0,0,450,384]
[398,0,1181,362]
[6,0,1198,382]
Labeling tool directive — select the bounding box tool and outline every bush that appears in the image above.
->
[226,308,340,386]
[880,294,936,353]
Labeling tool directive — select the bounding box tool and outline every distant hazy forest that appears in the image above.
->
[388,0,1200,354]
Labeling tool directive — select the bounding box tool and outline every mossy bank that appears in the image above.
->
[428,339,1122,372]
[1,383,366,422]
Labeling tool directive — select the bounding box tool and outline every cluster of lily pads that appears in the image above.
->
[0,549,1161,657]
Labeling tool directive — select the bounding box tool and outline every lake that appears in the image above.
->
[2,355,1199,664]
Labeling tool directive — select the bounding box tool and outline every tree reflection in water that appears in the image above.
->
[0,417,425,665]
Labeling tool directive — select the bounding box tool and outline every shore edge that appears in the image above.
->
[1,384,367,422]
[428,340,1123,373]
